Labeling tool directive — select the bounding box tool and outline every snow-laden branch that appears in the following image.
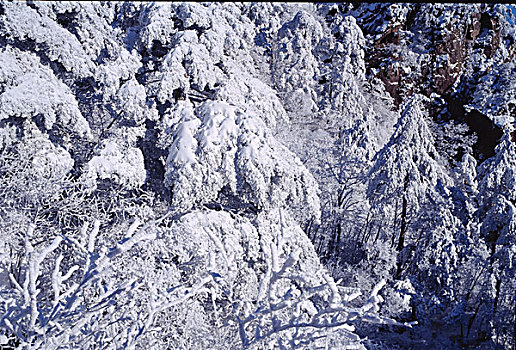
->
[198,209,415,349]
[0,213,207,349]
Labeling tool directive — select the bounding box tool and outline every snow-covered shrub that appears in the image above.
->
[0,210,408,350]
[82,138,146,191]
[0,2,94,78]
[0,47,91,139]
[163,101,320,223]
[0,217,175,350]
[129,209,410,349]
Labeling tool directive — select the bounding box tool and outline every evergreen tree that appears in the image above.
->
[366,94,449,278]
[474,129,516,349]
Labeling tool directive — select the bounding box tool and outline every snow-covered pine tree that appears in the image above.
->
[366,94,449,279]
[271,9,322,117]
[474,129,516,349]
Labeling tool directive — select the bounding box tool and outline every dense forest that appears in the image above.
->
[0,2,515,349]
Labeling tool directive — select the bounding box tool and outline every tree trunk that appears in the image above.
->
[391,199,399,248]
[493,277,501,318]
[372,225,382,244]
[336,222,342,252]
[396,174,409,278]
[467,301,482,339]
[513,275,515,350]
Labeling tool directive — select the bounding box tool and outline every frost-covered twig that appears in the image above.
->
[0,213,190,349]
[228,213,412,349]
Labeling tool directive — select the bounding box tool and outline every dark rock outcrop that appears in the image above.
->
[335,4,514,161]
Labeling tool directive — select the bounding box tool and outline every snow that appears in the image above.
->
[1,2,94,78]
[0,2,515,350]
[0,48,91,138]
[83,140,146,189]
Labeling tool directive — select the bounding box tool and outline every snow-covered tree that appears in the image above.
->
[0,47,91,139]
[366,94,449,278]
[467,61,516,129]
[271,10,322,117]
[473,130,516,349]
[162,100,320,224]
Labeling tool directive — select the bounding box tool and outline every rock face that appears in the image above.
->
[333,4,516,159]
[340,5,508,103]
